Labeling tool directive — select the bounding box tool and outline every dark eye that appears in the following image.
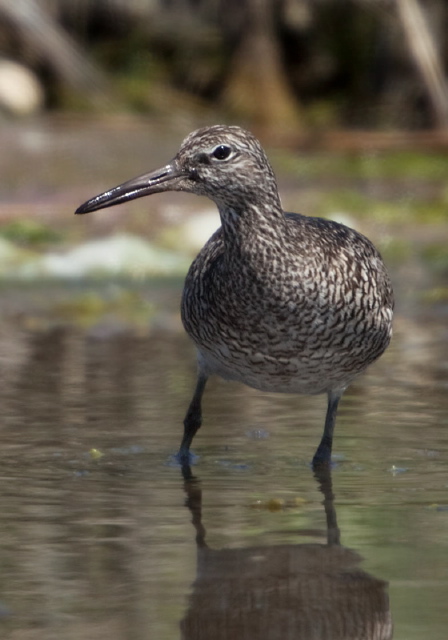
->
[212,145,231,160]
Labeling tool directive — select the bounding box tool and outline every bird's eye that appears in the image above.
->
[212,145,231,160]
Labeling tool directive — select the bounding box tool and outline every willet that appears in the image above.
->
[76,125,394,467]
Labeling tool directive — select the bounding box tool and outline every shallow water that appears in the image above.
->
[0,280,446,640]
[0,115,447,639]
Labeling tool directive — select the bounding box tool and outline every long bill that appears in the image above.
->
[75,160,185,214]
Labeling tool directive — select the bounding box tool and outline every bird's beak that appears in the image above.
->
[75,160,185,214]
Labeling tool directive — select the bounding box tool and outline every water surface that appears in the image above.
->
[0,116,447,639]
[0,279,446,640]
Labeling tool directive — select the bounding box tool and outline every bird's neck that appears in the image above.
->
[217,199,288,261]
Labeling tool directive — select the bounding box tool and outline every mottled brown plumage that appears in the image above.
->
[76,125,394,467]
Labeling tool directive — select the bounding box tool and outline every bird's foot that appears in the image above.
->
[175,448,198,468]
[311,449,334,470]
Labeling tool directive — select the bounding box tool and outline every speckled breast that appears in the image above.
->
[181,230,393,395]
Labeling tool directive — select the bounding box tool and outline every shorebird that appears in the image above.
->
[76,125,394,467]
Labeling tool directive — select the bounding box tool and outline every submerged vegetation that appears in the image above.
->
[273,149,448,182]
[0,219,62,247]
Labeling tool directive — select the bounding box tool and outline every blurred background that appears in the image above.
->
[0,2,447,639]
[0,0,446,300]
[0,0,447,293]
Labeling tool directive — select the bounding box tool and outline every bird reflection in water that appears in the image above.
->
[180,466,392,640]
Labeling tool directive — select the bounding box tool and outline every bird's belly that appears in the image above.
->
[182,274,393,395]
[192,319,390,394]
[197,345,339,394]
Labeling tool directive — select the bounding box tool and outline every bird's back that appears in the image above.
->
[181,213,393,395]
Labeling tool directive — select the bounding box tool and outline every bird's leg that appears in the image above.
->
[312,389,343,468]
[178,372,208,465]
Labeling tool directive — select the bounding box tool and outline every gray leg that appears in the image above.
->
[312,389,343,468]
[178,371,208,464]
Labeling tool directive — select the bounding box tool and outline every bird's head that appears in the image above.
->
[75,125,280,215]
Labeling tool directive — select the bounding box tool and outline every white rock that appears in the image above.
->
[0,60,44,116]
[19,234,190,279]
